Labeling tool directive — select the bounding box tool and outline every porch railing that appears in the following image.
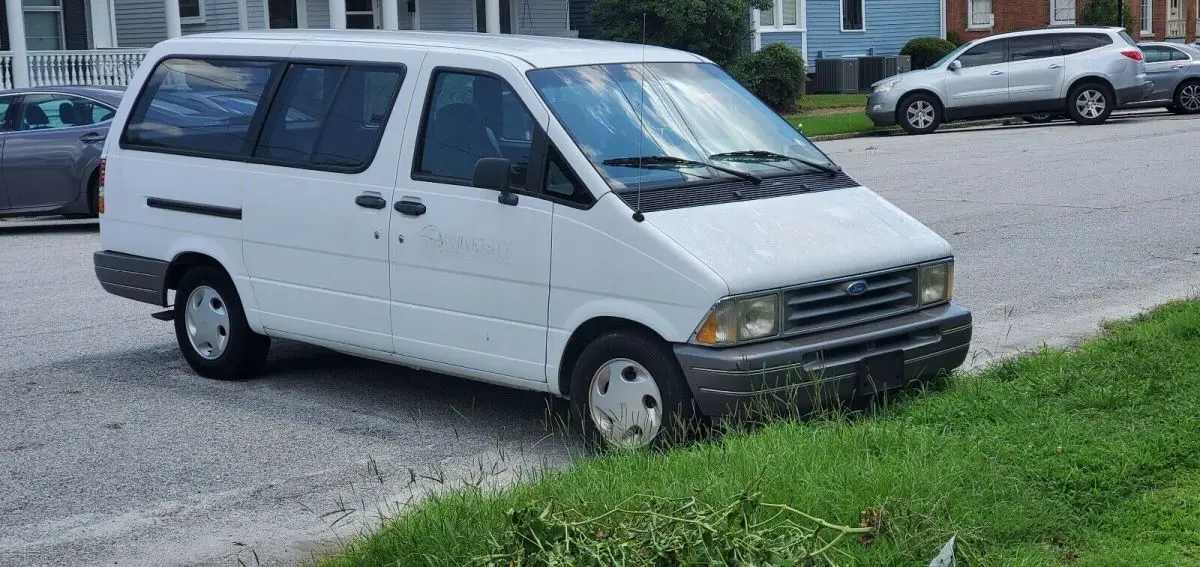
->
[0,49,150,90]
[1166,18,1186,38]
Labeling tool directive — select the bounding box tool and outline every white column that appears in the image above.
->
[381,0,398,29]
[329,0,347,28]
[237,0,249,30]
[412,0,420,29]
[90,0,116,47]
[485,0,500,33]
[5,0,28,87]
[164,0,182,38]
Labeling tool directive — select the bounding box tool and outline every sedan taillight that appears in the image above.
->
[97,159,105,215]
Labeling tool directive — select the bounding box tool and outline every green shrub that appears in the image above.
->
[1078,0,1134,31]
[900,36,958,69]
[726,42,806,113]
[589,0,771,66]
[945,30,963,46]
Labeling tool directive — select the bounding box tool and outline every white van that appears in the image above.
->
[93,30,971,448]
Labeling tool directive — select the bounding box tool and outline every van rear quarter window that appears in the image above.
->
[120,56,405,172]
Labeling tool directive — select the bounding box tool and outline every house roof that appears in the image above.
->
[163,30,710,69]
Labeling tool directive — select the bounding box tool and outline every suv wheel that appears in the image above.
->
[898,94,941,135]
[1067,83,1112,125]
[1173,80,1200,114]
[1021,113,1055,124]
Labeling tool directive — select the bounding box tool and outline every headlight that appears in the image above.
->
[692,294,779,346]
[874,78,901,93]
[918,261,954,305]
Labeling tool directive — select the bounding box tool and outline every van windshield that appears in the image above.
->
[527,62,837,192]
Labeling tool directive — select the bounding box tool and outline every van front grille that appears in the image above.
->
[783,267,920,335]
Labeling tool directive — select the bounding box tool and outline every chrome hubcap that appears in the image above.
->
[1076,89,1106,119]
[906,100,935,129]
[185,285,230,360]
[1181,84,1200,112]
[587,359,663,448]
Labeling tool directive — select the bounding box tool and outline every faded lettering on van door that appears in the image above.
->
[418,224,513,266]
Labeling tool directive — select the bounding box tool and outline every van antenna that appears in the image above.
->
[632,11,647,223]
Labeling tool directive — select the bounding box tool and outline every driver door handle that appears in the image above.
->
[394,199,426,216]
[1048,63,1062,69]
[355,194,387,209]
[990,70,1004,75]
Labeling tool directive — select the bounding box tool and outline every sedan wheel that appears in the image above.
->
[1175,81,1200,114]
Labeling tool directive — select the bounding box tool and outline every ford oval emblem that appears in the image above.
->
[844,280,869,296]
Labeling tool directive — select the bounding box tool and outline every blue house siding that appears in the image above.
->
[420,0,475,31]
[518,0,572,36]
[115,0,167,47]
[806,0,940,60]
[758,31,805,57]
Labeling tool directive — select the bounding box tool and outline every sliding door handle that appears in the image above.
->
[355,194,387,209]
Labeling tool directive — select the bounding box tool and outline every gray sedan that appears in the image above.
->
[1127,42,1200,114]
[0,85,125,219]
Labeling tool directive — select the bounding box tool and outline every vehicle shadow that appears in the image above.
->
[0,218,98,234]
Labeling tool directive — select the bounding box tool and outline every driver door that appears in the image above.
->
[944,38,1010,116]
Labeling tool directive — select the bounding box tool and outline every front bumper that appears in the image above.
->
[674,303,972,419]
[866,90,899,126]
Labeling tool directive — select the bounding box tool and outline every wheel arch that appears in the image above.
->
[896,89,945,112]
[1067,75,1115,99]
[556,316,672,399]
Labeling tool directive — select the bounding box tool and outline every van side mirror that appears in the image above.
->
[472,157,518,206]
[948,60,962,71]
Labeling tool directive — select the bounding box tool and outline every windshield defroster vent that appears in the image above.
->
[615,171,861,213]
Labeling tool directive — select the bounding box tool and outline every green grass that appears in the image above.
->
[787,111,884,137]
[797,93,869,111]
[318,300,1200,566]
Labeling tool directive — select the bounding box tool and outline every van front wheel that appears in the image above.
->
[568,331,698,451]
[174,265,270,380]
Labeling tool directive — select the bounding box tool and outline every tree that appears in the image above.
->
[1078,0,1134,31]
[590,0,772,67]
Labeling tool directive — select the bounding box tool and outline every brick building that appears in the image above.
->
[947,0,1197,43]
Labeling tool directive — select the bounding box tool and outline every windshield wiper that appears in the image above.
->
[708,150,843,177]
[602,155,761,184]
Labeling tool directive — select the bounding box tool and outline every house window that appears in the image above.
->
[23,0,64,50]
[1051,0,1075,24]
[968,0,992,29]
[178,0,205,24]
[841,0,864,31]
[756,0,801,29]
[1141,0,1152,34]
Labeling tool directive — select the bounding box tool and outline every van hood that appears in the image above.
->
[645,186,953,295]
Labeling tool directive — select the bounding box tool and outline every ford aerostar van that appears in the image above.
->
[93,30,972,449]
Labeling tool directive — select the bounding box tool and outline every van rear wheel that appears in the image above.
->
[174,265,270,380]
[568,330,698,451]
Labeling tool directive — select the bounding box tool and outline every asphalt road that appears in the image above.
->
[2,111,1198,566]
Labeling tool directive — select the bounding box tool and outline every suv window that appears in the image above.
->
[254,64,404,169]
[958,39,1006,67]
[1009,34,1062,62]
[123,58,280,156]
[415,70,536,190]
[1055,33,1112,55]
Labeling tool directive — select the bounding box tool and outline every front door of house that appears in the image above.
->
[475,0,512,33]
[347,0,379,29]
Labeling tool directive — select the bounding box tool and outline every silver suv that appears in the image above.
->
[867,27,1152,134]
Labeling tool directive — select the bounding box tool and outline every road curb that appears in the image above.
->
[806,117,1014,142]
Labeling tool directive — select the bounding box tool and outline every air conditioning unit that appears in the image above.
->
[857,55,912,92]
[813,58,859,94]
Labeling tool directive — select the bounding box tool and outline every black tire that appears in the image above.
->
[897,93,942,135]
[1066,82,1113,125]
[567,330,698,451]
[173,265,270,380]
[86,175,99,217]
[1021,113,1055,124]
[1172,80,1200,115]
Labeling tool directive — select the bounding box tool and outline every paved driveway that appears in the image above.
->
[2,111,1198,566]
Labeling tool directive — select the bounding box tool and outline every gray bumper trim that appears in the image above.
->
[94,250,170,306]
[674,303,972,418]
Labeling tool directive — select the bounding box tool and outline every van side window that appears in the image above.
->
[544,146,592,205]
[254,64,404,169]
[122,58,281,156]
[415,70,535,190]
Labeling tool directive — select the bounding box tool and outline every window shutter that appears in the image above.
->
[63,0,89,49]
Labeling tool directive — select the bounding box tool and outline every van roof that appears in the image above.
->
[162,29,709,68]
